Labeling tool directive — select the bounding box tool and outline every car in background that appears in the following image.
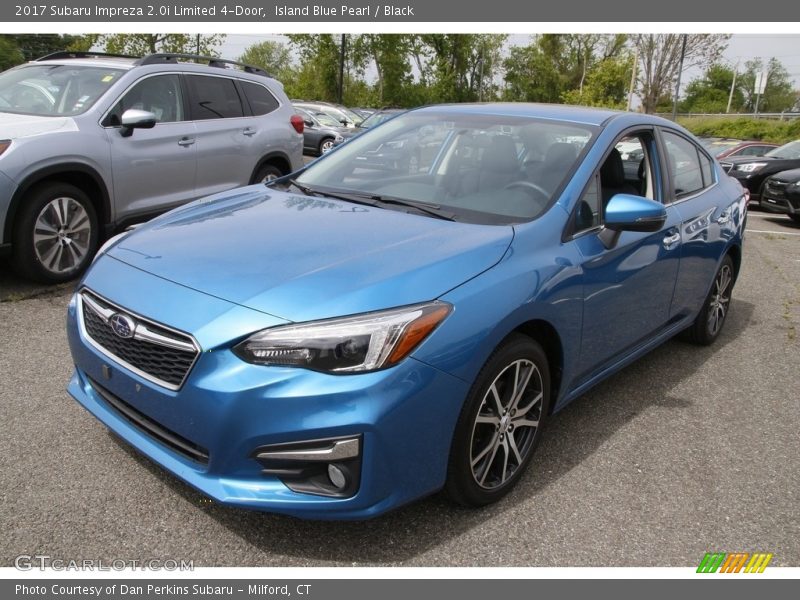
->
[721,140,800,200]
[66,103,746,519]
[350,107,375,119]
[332,108,405,148]
[0,51,303,283]
[698,137,778,160]
[293,101,364,128]
[294,106,357,155]
[760,168,800,224]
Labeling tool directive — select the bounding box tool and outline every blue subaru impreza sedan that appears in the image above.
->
[66,104,747,519]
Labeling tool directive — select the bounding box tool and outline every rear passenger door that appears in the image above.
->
[186,74,259,197]
[659,129,735,319]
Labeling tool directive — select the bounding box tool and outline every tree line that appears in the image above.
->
[1,33,798,114]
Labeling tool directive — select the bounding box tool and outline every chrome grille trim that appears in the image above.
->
[77,289,201,391]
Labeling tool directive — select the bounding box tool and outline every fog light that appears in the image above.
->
[328,464,347,489]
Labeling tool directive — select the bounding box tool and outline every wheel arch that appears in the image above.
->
[4,163,111,245]
[511,319,564,414]
[249,152,294,184]
[726,243,742,283]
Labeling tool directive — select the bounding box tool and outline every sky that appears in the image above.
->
[219,33,800,94]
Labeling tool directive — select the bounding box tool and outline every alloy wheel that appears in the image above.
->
[33,196,92,274]
[469,359,544,490]
[707,263,732,336]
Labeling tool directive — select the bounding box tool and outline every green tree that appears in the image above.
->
[681,63,743,113]
[562,54,633,109]
[286,34,342,101]
[739,58,796,113]
[632,34,729,114]
[351,35,414,106]
[419,34,506,103]
[96,34,225,57]
[0,36,24,70]
[238,40,295,82]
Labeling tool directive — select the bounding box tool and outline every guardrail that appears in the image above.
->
[656,112,800,121]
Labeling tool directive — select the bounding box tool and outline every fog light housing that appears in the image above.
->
[252,435,362,498]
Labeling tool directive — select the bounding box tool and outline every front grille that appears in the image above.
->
[88,377,209,465]
[765,180,787,199]
[79,290,199,390]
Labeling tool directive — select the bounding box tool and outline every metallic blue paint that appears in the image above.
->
[66,105,747,519]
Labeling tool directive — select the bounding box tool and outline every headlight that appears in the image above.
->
[334,134,344,142]
[0,140,11,157]
[736,162,767,173]
[234,301,452,373]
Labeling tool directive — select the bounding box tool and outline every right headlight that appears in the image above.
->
[233,301,452,374]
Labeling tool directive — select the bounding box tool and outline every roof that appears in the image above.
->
[411,102,630,127]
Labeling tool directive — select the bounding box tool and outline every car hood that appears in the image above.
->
[770,167,800,183]
[0,112,79,139]
[107,186,513,323]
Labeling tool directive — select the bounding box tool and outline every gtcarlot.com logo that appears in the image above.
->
[14,555,193,571]
[697,552,773,573]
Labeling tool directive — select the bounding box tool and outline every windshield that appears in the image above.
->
[296,110,596,225]
[0,64,124,116]
[313,112,342,127]
[765,140,800,160]
[360,111,401,129]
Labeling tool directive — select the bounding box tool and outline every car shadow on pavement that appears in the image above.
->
[108,299,755,566]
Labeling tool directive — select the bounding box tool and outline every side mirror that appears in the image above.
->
[303,119,314,127]
[599,194,667,249]
[340,118,349,126]
[120,109,157,137]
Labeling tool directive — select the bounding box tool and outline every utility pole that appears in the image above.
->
[338,34,346,104]
[671,34,687,121]
[726,60,739,114]
[196,34,200,55]
[626,46,639,112]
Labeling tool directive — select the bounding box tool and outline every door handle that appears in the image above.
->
[177,137,195,147]
[243,128,257,137]
[662,231,681,249]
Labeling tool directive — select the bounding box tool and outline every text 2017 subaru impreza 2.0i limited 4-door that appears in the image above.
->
[66,104,747,519]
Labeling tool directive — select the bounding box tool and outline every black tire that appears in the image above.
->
[253,163,284,184]
[11,182,98,284]
[682,254,735,346]
[318,137,335,155]
[790,214,800,225]
[445,333,550,507]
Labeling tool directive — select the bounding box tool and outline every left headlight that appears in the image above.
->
[736,162,768,173]
[233,301,452,373]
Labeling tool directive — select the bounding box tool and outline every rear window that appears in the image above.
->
[241,81,279,116]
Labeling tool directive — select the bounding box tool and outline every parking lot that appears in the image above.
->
[0,209,798,567]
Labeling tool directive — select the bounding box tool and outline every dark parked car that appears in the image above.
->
[294,106,357,155]
[698,138,778,160]
[721,140,800,200]
[66,103,746,519]
[760,168,800,224]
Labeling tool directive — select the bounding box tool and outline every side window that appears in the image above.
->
[241,81,279,116]
[662,131,706,199]
[104,74,183,126]
[185,75,244,120]
[572,131,658,236]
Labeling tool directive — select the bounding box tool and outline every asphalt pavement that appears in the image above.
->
[0,209,798,567]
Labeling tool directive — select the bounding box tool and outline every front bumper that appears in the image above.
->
[66,279,468,520]
[760,184,800,216]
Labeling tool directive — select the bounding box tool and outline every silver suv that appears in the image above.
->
[0,51,304,283]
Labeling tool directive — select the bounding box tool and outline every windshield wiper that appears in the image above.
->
[319,189,457,221]
[283,178,322,196]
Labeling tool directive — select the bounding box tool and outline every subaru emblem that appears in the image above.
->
[109,313,136,339]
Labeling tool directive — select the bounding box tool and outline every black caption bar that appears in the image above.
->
[4,580,792,600]
[2,0,800,21]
